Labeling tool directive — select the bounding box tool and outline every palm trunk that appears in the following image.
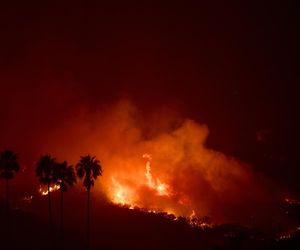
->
[87,188,90,249]
[5,179,9,214]
[60,189,64,236]
[48,183,52,225]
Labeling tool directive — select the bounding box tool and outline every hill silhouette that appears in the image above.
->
[1,191,300,250]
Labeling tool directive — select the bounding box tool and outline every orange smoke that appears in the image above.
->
[33,100,280,225]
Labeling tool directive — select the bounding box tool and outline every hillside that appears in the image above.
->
[1,194,300,250]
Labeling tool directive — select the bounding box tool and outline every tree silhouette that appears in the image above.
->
[76,155,102,248]
[35,155,57,225]
[55,161,76,235]
[0,150,20,213]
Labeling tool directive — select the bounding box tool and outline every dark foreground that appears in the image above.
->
[1,196,300,250]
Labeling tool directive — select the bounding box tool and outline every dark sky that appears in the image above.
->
[0,2,299,193]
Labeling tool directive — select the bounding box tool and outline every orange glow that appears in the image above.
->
[142,153,171,196]
[111,177,135,207]
[39,184,60,196]
[110,154,172,208]
[107,153,212,228]
[38,101,271,225]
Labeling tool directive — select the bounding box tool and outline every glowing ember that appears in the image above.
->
[39,184,60,196]
[22,195,34,203]
[285,198,300,205]
[277,226,300,240]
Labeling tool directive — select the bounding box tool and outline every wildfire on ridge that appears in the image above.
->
[111,177,135,207]
[111,153,172,207]
[109,153,212,228]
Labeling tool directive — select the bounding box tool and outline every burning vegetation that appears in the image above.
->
[1,101,299,250]
[38,184,60,196]
[1,101,297,231]
[109,152,214,228]
[76,101,272,225]
[12,100,286,228]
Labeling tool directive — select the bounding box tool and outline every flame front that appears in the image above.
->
[39,184,60,196]
[143,153,171,197]
[110,157,213,228]
[30,102,275,228]
[111,177,135,207]
[110,154,172,207]
[108,153,194,219]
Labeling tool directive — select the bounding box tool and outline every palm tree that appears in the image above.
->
[35,155,57,225]
[0,150,20,213]
[76,155,102,247]
[55,161,76,235]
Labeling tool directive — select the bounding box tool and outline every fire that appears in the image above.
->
[28,102,270,227]
[39,184,60,196]
[111,177,135,207]
[108,153,215,228]
[142,153,171,196]
[22,195,34,203]
[110,154,172,207]
[285,198,300,205]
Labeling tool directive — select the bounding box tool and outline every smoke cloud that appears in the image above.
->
[0,83,286,225]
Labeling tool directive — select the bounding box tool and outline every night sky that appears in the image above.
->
[0,2,299,194]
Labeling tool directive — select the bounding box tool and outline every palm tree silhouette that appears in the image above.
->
[55,161,76,235]
[35,154,57,225]
[0,150,20,213]
[76,155,102,248]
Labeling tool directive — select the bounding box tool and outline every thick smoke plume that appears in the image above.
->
[0,86,285,225]
[22,99,281,224]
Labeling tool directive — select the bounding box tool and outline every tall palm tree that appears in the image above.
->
[35,154,57,225]
[55,161,76,234]
[0,150,20,213]
[76,155,102,247]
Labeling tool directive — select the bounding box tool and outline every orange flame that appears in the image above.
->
[142,153,171,196]
[110,154,172,207]
[111,177,135,207]
[108,154,194,220]
[39,184,60,196]
[108,153,215,228]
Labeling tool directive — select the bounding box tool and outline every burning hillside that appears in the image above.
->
[15,100,287,226]
[62,100,282,225]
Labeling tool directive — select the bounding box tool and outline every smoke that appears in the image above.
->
[90,101,278,223]
[0,83,285,225]
[21,99,280,224]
